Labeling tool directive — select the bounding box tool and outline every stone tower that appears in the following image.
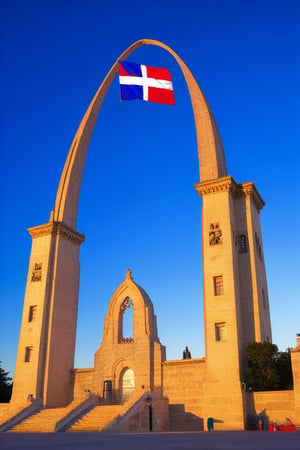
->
[195,177,272,426]
[11,222,85,406]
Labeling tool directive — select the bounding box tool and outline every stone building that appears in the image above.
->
[1,39,299,432]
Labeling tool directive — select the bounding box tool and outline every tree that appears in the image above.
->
[0,361,13,402]
[245,342,293,391]
[245,342,293,392]
[275,349,293,390]
[245,342,279,391]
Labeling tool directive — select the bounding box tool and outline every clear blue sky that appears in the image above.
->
[1,0,299,377]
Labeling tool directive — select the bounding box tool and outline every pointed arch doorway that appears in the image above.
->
[120,368,135,403]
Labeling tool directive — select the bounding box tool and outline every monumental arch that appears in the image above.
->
[11,38,230,405]
[4,39,294,432]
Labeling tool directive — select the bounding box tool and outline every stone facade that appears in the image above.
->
[162,359,206,430]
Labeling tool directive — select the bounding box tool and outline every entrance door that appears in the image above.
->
[120,368,135,402]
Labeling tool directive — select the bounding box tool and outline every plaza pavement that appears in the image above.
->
[0,431,299,450]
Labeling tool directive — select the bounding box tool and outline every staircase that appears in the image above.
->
[9,398,93,432]
[0,404,28,427]
[0,403,40,432]
[67,405,122,431]
[4,392,147,432]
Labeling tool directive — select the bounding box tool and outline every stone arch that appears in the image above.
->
[93,269,165,400]
[111,357,127,402]
[52,38,227,230]
[11,40,227,408]
[119,297,133,342]
[119,367,135,402]
[101,269,159,346]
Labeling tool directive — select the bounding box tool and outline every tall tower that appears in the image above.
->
[11,222,84,406]
[195,176,272,427]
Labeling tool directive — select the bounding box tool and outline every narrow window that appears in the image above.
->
[25,346,33,362]
[213,276,224,296]
[255,231,262,259]
[215,322,226,341]
[28,305,37,322]
[123,299,133,339]
[119,298,133,342]
[262,288,267,309]
[239,234,248,253]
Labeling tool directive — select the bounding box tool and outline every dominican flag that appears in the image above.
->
[118,60,175,105]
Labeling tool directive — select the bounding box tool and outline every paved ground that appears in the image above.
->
[0,431,299,450]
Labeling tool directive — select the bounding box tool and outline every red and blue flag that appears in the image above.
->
[118,61,175,105]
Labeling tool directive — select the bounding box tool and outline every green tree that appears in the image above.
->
[0,361,13,402]
[245,342,293,391]
[245,342,280,391]
[276,349,293,390]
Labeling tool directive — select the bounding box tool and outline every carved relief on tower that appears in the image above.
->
[31,262,42,282]
[209,223,222,246]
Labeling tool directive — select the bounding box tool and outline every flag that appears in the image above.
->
[118,60,175,105]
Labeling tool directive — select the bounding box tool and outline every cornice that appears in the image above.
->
[28,222,54,238]
[163,357,206,366]
[56,222,85,244]
[194,176,237,197]
[195,176,265,211]
[28,221,85,245]
[238,182,265,211]
[290,346,300,353]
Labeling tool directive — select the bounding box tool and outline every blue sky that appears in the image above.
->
[1,0,299,377]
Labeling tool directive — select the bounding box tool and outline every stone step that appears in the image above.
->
[0,405,26,426]
[67,405,122,432]
[9,399,87,432]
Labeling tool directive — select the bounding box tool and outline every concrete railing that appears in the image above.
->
[108,392,148,432]
[55,394,100,432]
[0,403,41,432]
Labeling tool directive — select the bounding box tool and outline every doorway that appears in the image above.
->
[120,368,135,402]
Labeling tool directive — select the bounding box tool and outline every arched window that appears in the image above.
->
[119,298,133,342]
